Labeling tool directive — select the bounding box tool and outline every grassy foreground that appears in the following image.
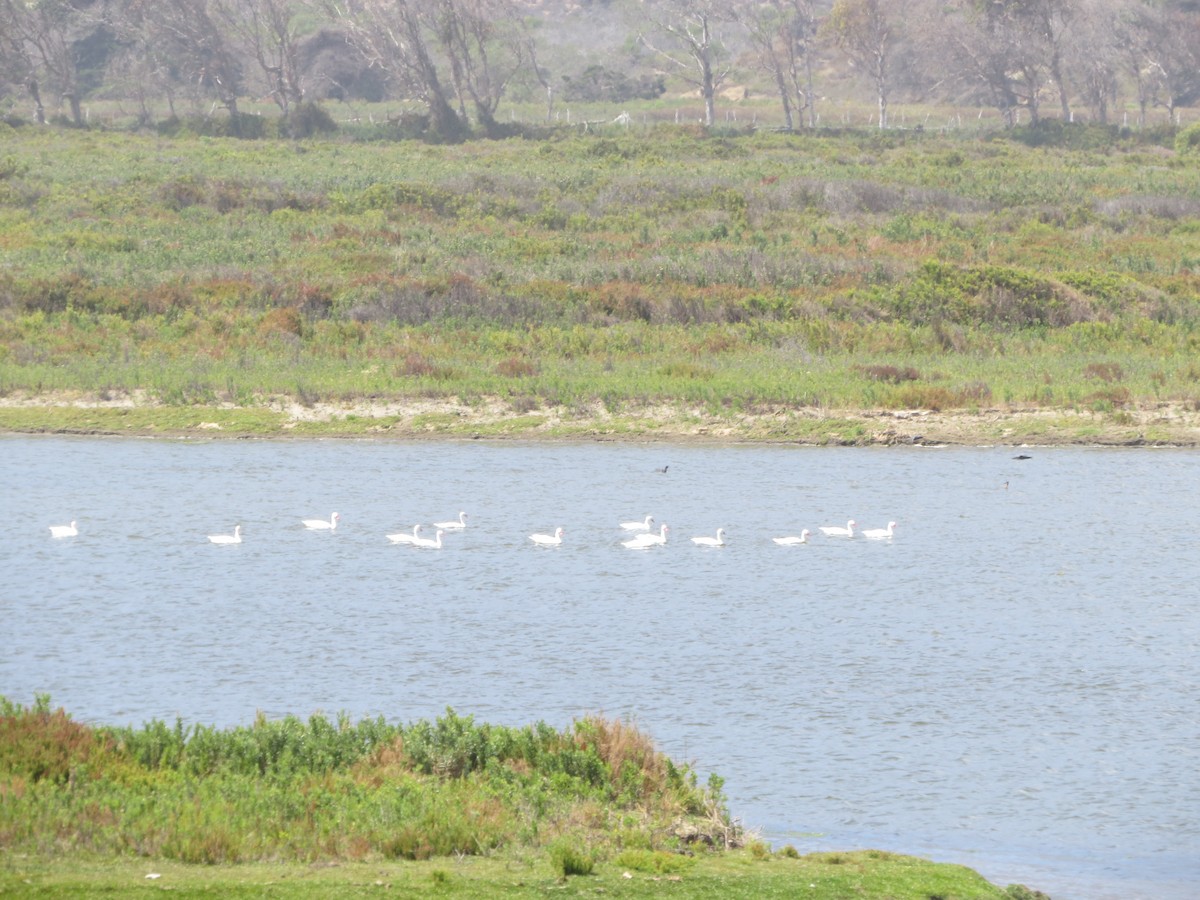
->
[2,122,1200,446]
[0,697,1046,899]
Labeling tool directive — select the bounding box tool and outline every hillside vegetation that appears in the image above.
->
[2,121,1200,443]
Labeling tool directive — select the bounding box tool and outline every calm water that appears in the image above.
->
[3,435,1197,899]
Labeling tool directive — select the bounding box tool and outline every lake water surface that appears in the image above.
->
[3,435,1197,899]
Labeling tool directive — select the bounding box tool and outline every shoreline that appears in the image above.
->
[3,390,1200,447]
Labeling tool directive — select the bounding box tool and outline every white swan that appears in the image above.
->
[208,525,242,545]
[387,524,422,544]
[303,512,340,530]
[412,529,445,549]
[819,519,856,537]
[691,528,726,547]
[623,524,668,548]
[434,511,468,530]
[773,529,811,546]
[49,521,78,538]
[530,527,565,546]
[863,521,897,539]
[620,514,654,531]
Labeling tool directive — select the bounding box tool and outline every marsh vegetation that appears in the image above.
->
[2,123,1200,442]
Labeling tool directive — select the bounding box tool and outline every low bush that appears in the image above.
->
[0,698,731,865]
[550,839,595,877]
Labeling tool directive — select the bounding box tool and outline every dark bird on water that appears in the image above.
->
[656,465,669,474]
[1013,454,1032,460]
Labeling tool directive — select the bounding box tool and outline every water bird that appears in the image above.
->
[411,529,445,549]
[655,465,669,474]
[691,528,726,547]
[530,527,565,546]
[862,521,897,539]
[620,514,654,531]
[820,520,856,537]
[773,530,811,546]
[434,511,468,530]
[303,512,340,530]
[208,525,242,545]
[386,524,422,544]
[49,521,78,538]
[1013,454,1032,460]
[623,524,669,548]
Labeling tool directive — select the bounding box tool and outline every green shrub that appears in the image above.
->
[550,839,595,876]
[1174,123,1200,155]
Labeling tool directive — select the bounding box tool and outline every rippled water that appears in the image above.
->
[4,435,1197,899]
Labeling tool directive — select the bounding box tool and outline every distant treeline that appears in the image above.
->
[0,0,1198,140]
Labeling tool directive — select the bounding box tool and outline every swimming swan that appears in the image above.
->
[691,528,726,547]
[49,521,78,538]
[303,512,340,530]
[620,514,654,531]
[819,520,856,537]
[412,529,445,549]
[862,521,897,539]
[623,524,669,548]
[434,512,468,530]
[530,527,565,546]
[773,529,811,546]
[387,524,422,544]
[208,525,242,545]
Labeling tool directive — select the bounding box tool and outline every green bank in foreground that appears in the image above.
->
[4,853,1045,899]
[0,697,1047,898]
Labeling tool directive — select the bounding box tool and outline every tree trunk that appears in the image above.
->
[701,57,715,127]
[65,92,83,126]
[775,65,793,130]
[26,78,45,125]
[804,53,816,127]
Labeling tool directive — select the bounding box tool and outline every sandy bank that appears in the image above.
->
[2,390,1200,446]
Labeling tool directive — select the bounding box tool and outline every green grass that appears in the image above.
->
[0,851,1042,898]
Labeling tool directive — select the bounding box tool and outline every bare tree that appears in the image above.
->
[0,0,101,125]
[824,0,897,128]
[324,0,465,140]
[1134,1,1200,124]
[1068,0,1122,124]
[210,0,313,122]
[324,0,528,140]
[1017,0,1080,122]
[639,0,736,128]
[428,0,530,136]
[931,0,1048,126]
[120,0,244,126]
[741,0,821,130]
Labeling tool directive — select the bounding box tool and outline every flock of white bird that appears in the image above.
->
[46,511,897,548]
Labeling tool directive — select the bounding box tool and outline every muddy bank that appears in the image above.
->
[2,390,1199,446]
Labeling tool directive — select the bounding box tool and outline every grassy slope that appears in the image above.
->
[2,122,1200,444]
